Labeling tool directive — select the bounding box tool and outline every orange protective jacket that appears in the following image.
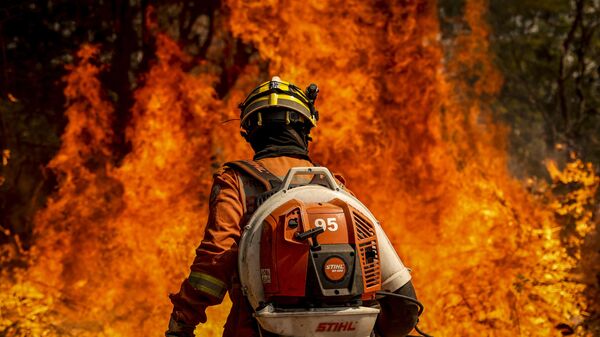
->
[169,156,338,337]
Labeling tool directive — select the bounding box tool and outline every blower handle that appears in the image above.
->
[280,167,340,191]
[295,226,325,251]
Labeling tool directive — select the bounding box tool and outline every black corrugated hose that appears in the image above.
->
[376,291,433,337]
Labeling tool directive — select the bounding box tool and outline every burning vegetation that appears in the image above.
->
[1,0,599,336]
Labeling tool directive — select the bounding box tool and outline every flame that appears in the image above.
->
[1,0,597,336]
[30,36,227,336]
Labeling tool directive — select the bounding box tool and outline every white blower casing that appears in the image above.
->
[238,167,408,337]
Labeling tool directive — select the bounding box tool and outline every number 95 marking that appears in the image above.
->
[314,217,339,232]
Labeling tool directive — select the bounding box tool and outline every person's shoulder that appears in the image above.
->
[316,166,353,195]
[213,165,234,177]
[334,173,354,195]
[332,172,347,186]
[216,158,255,173]
[211,161,246,184]
[313,163,346,186]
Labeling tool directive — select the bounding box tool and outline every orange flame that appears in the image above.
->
[31,36,226,336]
[2,1,596,336]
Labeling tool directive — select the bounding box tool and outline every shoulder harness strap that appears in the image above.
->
[224,160,282,191]
[224,160,283,221]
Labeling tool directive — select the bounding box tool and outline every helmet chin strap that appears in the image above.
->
[241,114,313,145]
[289,127,310,147]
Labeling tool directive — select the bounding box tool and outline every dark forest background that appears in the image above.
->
[0,0,599,258]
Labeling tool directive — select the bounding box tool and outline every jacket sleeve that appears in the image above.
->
[167,168,244,335]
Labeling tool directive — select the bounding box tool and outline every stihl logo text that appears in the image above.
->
[315,321,357,332]
[325,264,345,272]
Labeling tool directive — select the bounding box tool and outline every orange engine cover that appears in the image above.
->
[260,198,380,304]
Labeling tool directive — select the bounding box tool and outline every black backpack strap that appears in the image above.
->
[224,160,283,220]
[224,160,282,191]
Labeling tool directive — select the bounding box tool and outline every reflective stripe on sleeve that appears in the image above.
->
[188,271,227,300]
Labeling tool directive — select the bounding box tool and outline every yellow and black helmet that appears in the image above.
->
[239,76,319,136]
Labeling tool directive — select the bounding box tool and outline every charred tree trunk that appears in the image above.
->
[105,0,137,162]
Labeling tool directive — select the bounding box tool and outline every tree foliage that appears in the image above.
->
[440,0,600,177]
[488,0,600,176]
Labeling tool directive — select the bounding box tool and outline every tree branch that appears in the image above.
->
[557,0,585,134]
[571,19,598,134]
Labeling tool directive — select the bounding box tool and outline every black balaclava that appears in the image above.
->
[248,122,312,161]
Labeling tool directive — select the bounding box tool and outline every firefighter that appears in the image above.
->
[166,77,420,337]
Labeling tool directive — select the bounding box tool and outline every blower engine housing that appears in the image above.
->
[239,167,401,337]
[259,198,381,308]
